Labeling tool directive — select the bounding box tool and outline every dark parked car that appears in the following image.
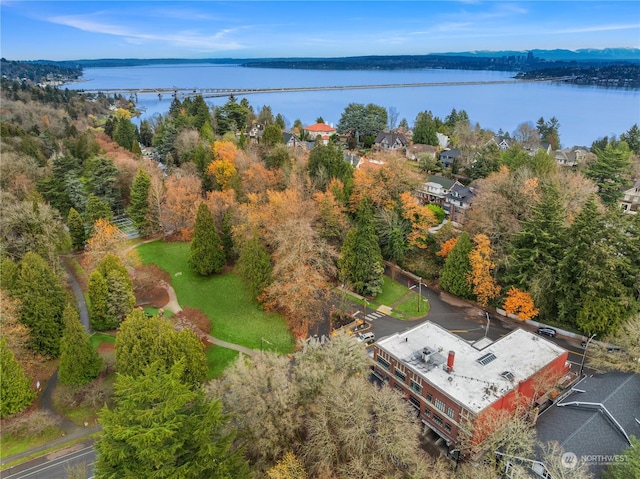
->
[537,327,557,338]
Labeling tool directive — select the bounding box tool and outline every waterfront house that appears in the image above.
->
[303,122,337,145]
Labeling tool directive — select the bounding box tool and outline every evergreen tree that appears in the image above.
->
[105,269,136,327]
[95,361,250,479]
[14,252,66,356]
[439,231,474,298]
[308,144,353,191]
[262,124,285,147]
[221,209,235,264]
[0,337,35,418]
[412,110,439,145]
[189,203,225,276]
[127,169,151,235]
[88,270,111,330]
[59,303,102,386]
[585,142,632,206]
[338,199,384,297]
[506,184,567,321]
[558,199,637,334]
[115,310,207,388]
[605,436,640,479]
[85,156,121,209]
[237,234,272,301]
[67,207,86,250]
[85,194,113,226]
[89,255,135,330]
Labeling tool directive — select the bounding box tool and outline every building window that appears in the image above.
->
[426,392,433,403]
[447,407,455,419]
[408,396,421,410]
[433,415,443,425]
[377,356,390,371]
[434,398,446,412]
[445,423,452,432]
[424,407,431,417]
[394,369,406,382]
[410,380,421,394]
[394,383,404,393]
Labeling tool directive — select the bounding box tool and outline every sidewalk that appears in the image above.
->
[1,426,101,467]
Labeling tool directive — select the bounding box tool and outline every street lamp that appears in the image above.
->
[579,334,596,377]
[418,277,422,313]
[484,311,490,338]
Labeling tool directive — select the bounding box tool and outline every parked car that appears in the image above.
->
[357,332,375,345]
[537,327,557,338]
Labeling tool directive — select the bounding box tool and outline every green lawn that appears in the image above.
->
[90,332,115,349]
[375,277,412,306]
[0,427,62,459]
[205,346,240,380]
[143,306,174,318]
[136,241,294,354]
[394,294,430,318]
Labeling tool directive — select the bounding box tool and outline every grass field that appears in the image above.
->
[136,241,295,354]
[206,346,240,380]
[89,332,116,349]
[375,277,412,306]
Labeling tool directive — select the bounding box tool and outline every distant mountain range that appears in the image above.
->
[20,47,640,69]
[438,48,640,61]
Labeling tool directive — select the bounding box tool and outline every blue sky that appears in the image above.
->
[1,1,639,60]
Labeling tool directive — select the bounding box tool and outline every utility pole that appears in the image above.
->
[579,334,596,376]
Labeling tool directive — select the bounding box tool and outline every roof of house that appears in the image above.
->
[439,148,461,158]
[374,131,407,146]
[446,183,475,203]
[304,123,336,132]
[426,175,457,190]
[535,372,640,477]
[283,132,300,143]
[376,321,567,414]
[408,144,438,154]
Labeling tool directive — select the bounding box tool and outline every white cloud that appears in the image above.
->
[47,12,247,51]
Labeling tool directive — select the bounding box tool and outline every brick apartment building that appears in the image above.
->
[372,322,569,450]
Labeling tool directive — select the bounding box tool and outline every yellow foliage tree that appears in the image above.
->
[503,287,539,320]
[114,108,131,120]
[400,192,437,249]
[467,234,501,307]
[267,451,307,479]
[207,159,237,191]
[85,218,127,266]
[437,237,458,258]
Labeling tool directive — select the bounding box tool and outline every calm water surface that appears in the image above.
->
[68,64,640,148]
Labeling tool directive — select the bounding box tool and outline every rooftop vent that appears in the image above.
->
[500,371,515,381]
[477,352,497,366]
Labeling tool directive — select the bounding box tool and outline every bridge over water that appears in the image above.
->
[78,79,545,99]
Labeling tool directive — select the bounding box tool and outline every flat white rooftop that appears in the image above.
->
[376,321,567,414]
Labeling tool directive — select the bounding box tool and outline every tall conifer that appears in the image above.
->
[189,203,225,275]
[59,303,102,386]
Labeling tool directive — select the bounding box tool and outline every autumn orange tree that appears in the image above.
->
[503,287,539,320]
[467,233,501,307]
[400,191,437,249]
[436,237,458,258]
[86,218,127,266]
[160,173,202,235]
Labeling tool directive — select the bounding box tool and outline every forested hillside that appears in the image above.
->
[1,70,639,478]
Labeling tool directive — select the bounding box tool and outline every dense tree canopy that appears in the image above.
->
[59,303,102,386]
[96,360,250,479]
[336,103,387,145]
[0,337,35,418]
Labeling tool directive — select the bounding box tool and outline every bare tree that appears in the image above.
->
[539,441,594,479]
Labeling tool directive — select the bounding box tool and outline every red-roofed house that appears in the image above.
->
[304,123,337,145]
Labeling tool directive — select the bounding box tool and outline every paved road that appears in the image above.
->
[2,441,96,479]
[364,270,596,374]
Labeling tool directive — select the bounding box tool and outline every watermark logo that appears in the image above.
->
[561,452,578,469]
[561,451,628,468]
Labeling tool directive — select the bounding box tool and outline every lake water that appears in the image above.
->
[67,64,640,148]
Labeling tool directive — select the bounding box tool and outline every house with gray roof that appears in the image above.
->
[374,131,407,151]
[446,183,475,226]
[438,148,462,169]
[535,372,640,478]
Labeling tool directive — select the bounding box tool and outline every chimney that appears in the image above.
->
[447,351,455,372]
